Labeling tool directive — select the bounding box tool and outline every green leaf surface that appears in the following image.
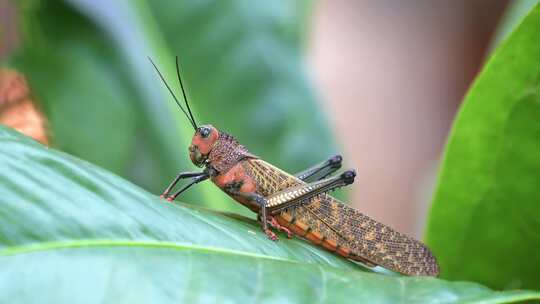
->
[2,244,540,304]
[8,0,336,215]
[1,128,539,303]
[426,3,540,290]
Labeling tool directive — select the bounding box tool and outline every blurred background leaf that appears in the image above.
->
[2,125,539,304]
[8,0,336,215]
[426,3,540,291]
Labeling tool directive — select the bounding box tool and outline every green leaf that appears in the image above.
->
[2,245,540,304]
[8,0,337,215]
[1,127,539,303]
[426,3,540,290]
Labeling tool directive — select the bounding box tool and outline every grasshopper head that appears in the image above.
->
[189,124,219,167]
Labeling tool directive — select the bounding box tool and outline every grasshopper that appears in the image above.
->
[150,57,440,277]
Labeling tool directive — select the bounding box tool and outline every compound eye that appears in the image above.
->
[199,127,211,138]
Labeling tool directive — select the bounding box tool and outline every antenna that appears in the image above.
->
[176,56,198,129]
[148,57,197,130]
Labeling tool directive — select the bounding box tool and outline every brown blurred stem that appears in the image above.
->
[0,69,50,145]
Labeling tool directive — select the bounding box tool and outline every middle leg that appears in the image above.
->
[166,173,210,201]
[225,188,278,241]
[161,171,207,198]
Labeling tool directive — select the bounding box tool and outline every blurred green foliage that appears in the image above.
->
[9,0,336,215]
[427,3,540,291]
[2,125,539,303]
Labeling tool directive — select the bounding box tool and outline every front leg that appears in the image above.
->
[161,171,207,198]
[167,173,209,201]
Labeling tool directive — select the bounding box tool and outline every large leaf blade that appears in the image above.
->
[426,3,540,290]
[2,242,540,304]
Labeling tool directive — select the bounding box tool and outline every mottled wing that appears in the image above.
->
[302,195,439,276]
[244,159,439,276]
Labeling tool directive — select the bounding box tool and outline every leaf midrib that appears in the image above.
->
[0,239,294,262]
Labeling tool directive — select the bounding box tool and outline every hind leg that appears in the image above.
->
[295,154,342,182]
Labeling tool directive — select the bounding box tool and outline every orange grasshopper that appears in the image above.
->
[150,57,439,276]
